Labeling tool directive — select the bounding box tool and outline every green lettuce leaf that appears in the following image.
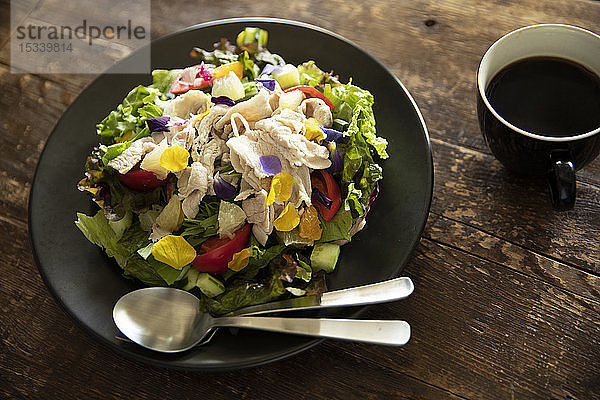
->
[223,240,286,281]
[239,51,258,81]
[318,208,353,243]
[76,211,185,286]
[151,69,181,95]
[96,85,165,145]
[194,47,239,66]
[101,142,132,165]
[341,146,362,183]
[295,257,312,282]
[200,271,287,315]
[297,60,326,87]
[181,214,219,246]
[343,183,365,216]
[324,82,388,214]
[75,210,126,258]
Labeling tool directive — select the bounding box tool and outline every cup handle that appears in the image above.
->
[546,150,576,211]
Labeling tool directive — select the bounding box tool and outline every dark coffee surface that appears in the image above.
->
[486,56,600,137]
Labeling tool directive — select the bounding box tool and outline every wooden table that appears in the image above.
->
[2,1,600,398]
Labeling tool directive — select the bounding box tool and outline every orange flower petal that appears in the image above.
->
[227,247,253,271]
[299,205,322,240]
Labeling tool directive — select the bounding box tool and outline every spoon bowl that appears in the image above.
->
[113,288,206,352]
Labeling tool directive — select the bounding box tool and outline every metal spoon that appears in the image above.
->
[113,278,413,353]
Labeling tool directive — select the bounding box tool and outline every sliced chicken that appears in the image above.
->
[169,122,196,150]
[195,104,229,142]
[215,89,272,131]
[194,137,227,195]
[163,90,210,119]
[177,162,210,218]
[280,157,312,207]
[108,137,156,174]
[242,190,274,246]
[254,109,331,170]
[227,134,270,196]
[301,98,333,127]
[227,109,330,207]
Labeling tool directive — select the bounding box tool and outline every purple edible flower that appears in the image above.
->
[321,127,347,143]
[255,79,276,91]
[198,63,213,81]
[260,64,280,76]
[259,155,282,175]
[211,96,235,106]
[326,142,343,174]
[146,116,170,132]
[312,187,333,209]
[213,175,237,199]
[365,182,380,215]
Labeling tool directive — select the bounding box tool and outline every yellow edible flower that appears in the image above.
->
[115,130,134,143]
[213,61,244,80]
[303,118,324,143]
[299,205,323,240]
[228,247,253,271]
[160,146,189,172]
[273,203,300,232]
[266,172,294,205]
[151,235,197,269]
[193,100,211,123]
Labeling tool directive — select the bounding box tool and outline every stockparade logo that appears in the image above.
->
[11,0,150,74]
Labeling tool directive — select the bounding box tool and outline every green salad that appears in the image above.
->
[76,27,389,315]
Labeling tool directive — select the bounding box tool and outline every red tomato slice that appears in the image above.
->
[170,64,216,95]
[117,168,167,192]
[311,170,341,221]
[284,85,334,109]
[192,224,251,274]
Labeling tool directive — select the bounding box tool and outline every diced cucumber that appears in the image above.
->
[277,228,314,247]
[272,64,300,90]
[236,27,268,48]
[181,268,200,291]
[310,243,340,273]
[196,273,225,298]
[332,118,349,132]
[137,242,153,260]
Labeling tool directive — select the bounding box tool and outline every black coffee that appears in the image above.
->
[486,56,600,137]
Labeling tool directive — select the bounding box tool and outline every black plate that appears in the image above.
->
[29,18,433,370]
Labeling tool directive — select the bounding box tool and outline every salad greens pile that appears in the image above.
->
[76,27,388,315]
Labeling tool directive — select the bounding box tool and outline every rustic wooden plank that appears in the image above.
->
[0,0,9,50]
[352,238,600,399]
[430,137,600,274]
[424,212,600,301]
[0,64,79,222]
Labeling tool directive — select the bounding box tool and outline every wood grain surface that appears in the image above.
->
[2,0,600,399]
